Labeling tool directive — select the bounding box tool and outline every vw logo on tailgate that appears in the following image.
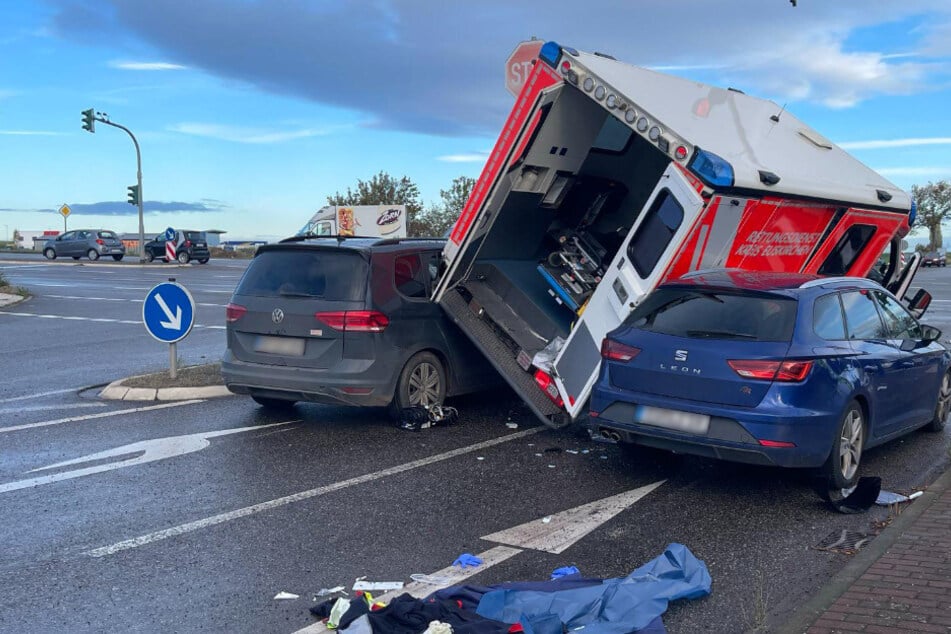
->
[271,308,285,324]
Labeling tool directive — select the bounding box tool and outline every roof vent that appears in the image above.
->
[759,170,781,186]
[798,129,833,150]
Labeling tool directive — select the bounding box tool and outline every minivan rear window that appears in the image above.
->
[627,288,797,341]
[235,250,368,301]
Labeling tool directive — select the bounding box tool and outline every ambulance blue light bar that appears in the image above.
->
[688,148,735,188]
[539,41,562,68]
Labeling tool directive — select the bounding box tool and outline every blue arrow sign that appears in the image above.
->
[143,282,195,343]
[164,226,176,242]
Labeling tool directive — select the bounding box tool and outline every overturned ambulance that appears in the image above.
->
[434,41,920,428]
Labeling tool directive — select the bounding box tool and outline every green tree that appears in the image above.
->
[328,170,424,233]
[911,180,951,251]
[409,176,476,237]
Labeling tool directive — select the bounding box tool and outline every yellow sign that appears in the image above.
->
[59,204,71,218]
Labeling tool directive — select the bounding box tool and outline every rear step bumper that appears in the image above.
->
[441,287,566,427]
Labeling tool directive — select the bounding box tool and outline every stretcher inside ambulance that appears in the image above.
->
[434,41,920,428]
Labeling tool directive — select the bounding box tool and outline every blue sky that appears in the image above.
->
[1,1,950,242]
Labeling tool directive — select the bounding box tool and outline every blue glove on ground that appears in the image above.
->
[452,553,483,569]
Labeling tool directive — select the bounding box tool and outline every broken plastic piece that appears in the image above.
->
[452,553,484,569]
[542,516,552,524]
[410,573,452,585]
[506,422,519,429]
[353,580,404,592]
[551,566,581,579]
[532,337,565,373]
[327,597,351,629]
[273,591,299,600]
[875,490,910,505]
[909,491,924,500]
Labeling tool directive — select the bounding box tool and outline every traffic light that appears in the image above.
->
[81,109,95,133]
[127,184,140,206]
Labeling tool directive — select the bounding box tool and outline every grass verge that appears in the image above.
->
[122,362,224,389]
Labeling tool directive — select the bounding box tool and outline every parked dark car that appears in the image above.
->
[42,229,125,261]
[590,270,949,489]
[921,252,946,267]
[221,237,497,412]
[144,230,210,264]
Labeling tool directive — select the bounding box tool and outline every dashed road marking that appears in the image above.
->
[85,428,543,558]
[43,294,226,308]
[0,387,89,404]
[0,311,225,329]
[0,400,203,434]
[0,402,107,414]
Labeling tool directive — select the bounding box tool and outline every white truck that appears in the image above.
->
[434,41,921,428]
[297,205,407,239]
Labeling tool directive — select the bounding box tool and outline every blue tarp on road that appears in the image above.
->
[475,543,711,633]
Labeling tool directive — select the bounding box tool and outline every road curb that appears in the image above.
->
[0,293,28,308]
[99,377,231,401]
[777,464,951,634]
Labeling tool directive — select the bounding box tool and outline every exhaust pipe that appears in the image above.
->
[599,428,621,442]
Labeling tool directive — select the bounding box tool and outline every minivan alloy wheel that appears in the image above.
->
[409,362,441,407]
[839,408,863,482]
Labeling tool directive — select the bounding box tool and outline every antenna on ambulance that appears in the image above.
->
[770,103,787,123]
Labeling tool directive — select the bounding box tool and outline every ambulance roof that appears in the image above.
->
[572,50,910,212]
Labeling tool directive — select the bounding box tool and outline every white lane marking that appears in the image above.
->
[482,480,666,554]
[43,295,226,307]
[85,428,542,558]
[0,402,107,414]
[0,400,203,434]
[0,311,225,329]
[0,387,86,404]
[1,423,294,495]
[291,546,525,634]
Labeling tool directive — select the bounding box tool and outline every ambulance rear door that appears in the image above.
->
[552,163,705,418]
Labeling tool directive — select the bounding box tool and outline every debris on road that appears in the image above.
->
[875,490,910,505]
[309,544,710,632]
[818,476,881,514]
[410,574,452,585]
[451,553,483,569]
[273,591,299,600]
[397,404,459,431]
[352,580,404,592]
[314,586,347,597]
[550,565,580,579]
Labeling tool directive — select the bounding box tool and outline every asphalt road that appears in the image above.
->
[0,258,949,633]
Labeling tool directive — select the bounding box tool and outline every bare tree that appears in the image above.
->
[911,180,951,251]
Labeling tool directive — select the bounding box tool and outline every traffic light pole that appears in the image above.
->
[95,118,146,263]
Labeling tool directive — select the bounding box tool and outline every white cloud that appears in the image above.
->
[0,130,64,136]
[109,60,187,71]
[168,122,339,144]
[437,153,489,163]
[839,138,951,150]
[875,166,951,177]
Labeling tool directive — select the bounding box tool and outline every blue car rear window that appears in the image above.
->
[236,249,368,301]
[627,288,797,341]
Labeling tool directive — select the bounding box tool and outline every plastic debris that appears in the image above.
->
[506,422,519,429]
[315,586,347,597]
[581,449,590,454]
[476,456,485,461]
[542,516,552,524]
[327,597,351,629]
[532,337,565,373]
[551,566,581,580]
[423,621,454,634]
[534,453,543,457]
[548,464,556,469]
[397,404,459,431]
[452,553,484,569]
[352,580,404,592]
[410,573,452,585]
[273,591,300,600]
[909,491,924,499]
[565,449,579,455]
[819,476,881,514]
[875,490,910,505]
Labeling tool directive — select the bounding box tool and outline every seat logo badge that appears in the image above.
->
[272,308,285,324]
[674,349,688,362]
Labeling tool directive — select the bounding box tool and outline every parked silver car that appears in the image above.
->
[43,230,126,261]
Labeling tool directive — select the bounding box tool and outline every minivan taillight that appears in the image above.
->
[316,310,389,333]
[727,360,813,382]
[601,339,641,362]
[225,303,247,322]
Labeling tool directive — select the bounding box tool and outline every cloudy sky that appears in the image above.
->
[1,0,950,240]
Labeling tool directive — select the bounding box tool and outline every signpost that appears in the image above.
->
[59,204,71,232]
[505,39,543,97]
[143,279,195,379]
[164,226,177,262]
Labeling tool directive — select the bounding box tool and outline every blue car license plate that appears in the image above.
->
[635,405,710,434]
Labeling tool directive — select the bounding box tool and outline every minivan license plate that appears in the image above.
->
[254,336,305,356]
[635,406,710,434]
